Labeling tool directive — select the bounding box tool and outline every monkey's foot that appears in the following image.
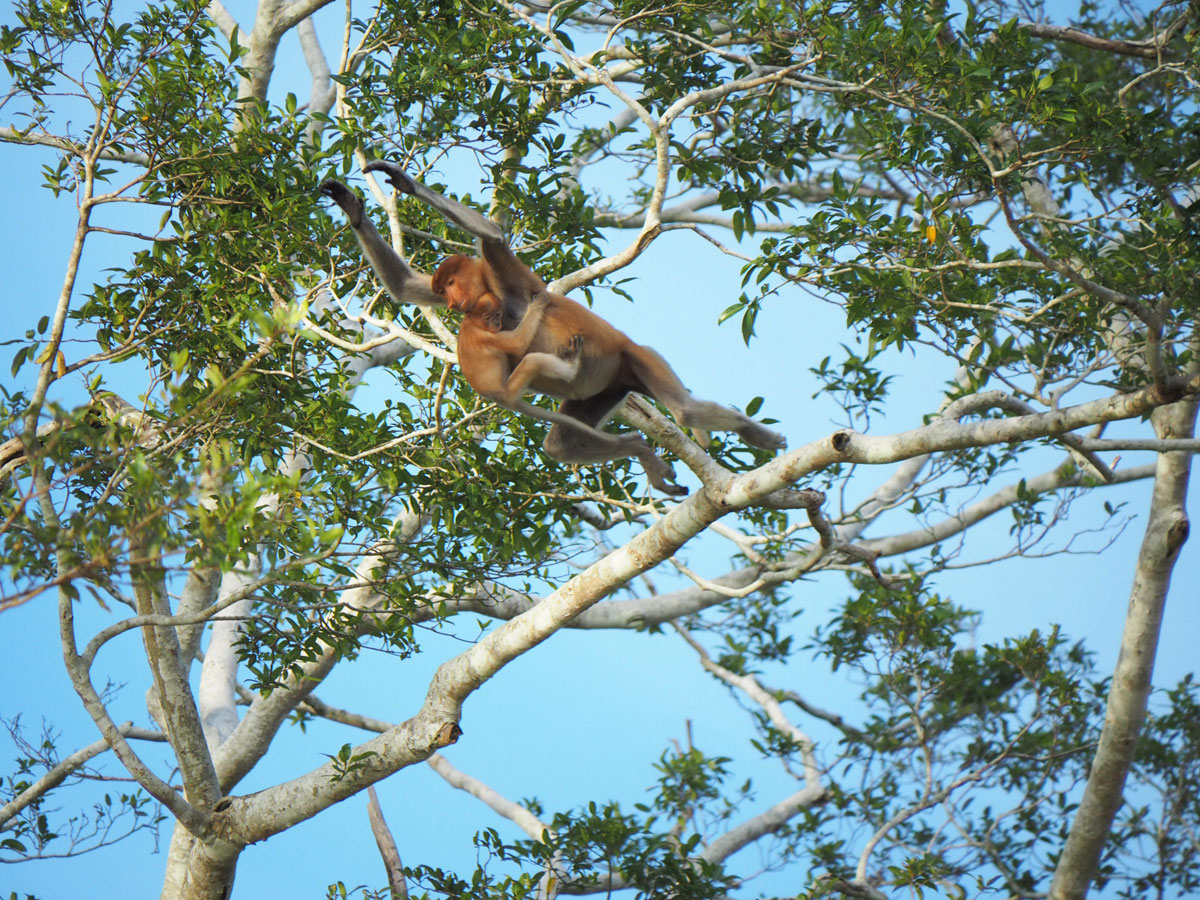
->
[318,179,363,228]
[740,422,787,451]
[363,159,417,195]
[637,447,688,497]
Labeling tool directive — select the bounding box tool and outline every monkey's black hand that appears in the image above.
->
[318,179,364,228]
[363,160,417,195]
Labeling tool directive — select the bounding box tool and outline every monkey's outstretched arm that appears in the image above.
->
[318,179,444,308]
[363,160,545,302]
[363,160,505,246]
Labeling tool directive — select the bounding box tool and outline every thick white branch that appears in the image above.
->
[198,562,259,753]
[297,14,337,146]
[205,0,240,40]
[276,0,336,33]
[740,377,1200,510]
[1049,397,1196,900]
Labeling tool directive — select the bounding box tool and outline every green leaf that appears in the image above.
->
[717,301,744,325]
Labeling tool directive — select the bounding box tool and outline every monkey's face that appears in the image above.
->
[433,256,496,317]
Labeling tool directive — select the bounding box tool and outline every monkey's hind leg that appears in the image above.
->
[625,345,786,451]
[500,349,583,405]
[545,392,687,497]
[685,399,787,451]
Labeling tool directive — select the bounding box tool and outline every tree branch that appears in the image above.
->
[276,0,336,34]
[130,553,222,810]
[197,562,259,752]
[673,623,828,848]
[427,754,550,839]
[1019,21,1180,60]
[861,463,1154,560]
[0,723,165,829]
[1049,396,1197,900]
[205,0,240,40]
[366,786,409,900]
[755,375,1200,505]
[0,126,149,166]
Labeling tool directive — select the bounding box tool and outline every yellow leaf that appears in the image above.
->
[924,224,937,242]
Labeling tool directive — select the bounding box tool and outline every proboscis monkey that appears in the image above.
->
[320,160,785,496]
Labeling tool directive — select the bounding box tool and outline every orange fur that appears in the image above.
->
[430,253,786,497]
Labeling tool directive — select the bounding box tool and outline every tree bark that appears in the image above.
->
[366,786,408,899]
[160,827,240,900]
[1048,395,1196,900]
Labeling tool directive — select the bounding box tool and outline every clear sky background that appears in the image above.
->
[1,2,1197,897]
